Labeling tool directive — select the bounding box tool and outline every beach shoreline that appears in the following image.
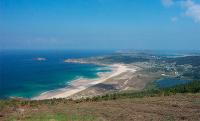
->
[33,63,137,100]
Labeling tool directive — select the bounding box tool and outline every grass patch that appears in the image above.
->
[8,113,96,121]
[164,115,175,121]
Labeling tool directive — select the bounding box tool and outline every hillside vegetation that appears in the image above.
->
[0,81,200,121]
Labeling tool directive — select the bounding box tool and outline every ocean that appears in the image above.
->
[0,50,112,99]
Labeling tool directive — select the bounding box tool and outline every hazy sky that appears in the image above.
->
[0,0,200,50]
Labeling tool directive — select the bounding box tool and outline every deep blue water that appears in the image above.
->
[0,50,112,98]
[156,78,191,88]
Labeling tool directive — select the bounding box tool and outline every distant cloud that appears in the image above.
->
[161,0,200,23]
[182,0,200,23]
[162,0,174,7]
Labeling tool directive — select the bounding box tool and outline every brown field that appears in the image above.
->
[1,93,200,121]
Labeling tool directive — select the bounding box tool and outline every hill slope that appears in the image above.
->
[0,93,200,121]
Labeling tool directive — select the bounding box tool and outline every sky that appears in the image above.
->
[0,0,200,50]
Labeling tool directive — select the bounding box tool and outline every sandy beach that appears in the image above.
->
[33,64,137,100]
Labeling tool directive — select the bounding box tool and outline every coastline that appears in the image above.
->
[33,64,137,100]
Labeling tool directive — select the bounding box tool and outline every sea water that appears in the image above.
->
[0,50,112,99]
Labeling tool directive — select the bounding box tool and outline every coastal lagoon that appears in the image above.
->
[0,50,112,99]
[155,78,191,88]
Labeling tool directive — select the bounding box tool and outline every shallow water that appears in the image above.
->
[0,50,112,98]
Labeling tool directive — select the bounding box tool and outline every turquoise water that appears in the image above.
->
[155,78,191,88]
[0,50,112,99]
